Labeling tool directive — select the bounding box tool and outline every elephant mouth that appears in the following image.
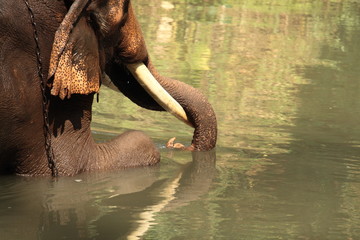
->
[102,63,194,128]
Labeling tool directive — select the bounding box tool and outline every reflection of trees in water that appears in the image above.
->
[212,0,360,238]
[281,4,360,237]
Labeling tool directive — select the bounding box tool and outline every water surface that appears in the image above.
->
[2,0,360,239]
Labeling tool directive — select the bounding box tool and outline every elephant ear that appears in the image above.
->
[48,0,100,99]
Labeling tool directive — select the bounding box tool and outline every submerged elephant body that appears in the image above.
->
[0,0,217,176]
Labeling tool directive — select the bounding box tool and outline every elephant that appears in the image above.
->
[0,0,217,176]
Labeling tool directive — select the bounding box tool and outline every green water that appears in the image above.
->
[2,0,360,239]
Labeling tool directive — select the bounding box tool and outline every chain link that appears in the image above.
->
[24,0,58,177]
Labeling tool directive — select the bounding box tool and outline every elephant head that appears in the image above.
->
[47,0,217,152]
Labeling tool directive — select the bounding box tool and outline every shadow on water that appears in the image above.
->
[0,151,216,240]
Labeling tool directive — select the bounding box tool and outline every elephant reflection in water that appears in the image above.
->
[0,0,217,175]
[0,151,216,239]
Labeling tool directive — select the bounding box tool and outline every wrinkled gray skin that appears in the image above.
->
[0,0,217,176]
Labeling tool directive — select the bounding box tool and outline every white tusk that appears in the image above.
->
[126,63,193,128]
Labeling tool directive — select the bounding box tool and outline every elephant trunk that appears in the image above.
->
[143,61,217,151]
[106,59,217,151]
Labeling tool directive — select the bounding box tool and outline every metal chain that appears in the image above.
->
[24,0,58,177]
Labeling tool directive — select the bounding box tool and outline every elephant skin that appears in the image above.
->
[0,0,217,176]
